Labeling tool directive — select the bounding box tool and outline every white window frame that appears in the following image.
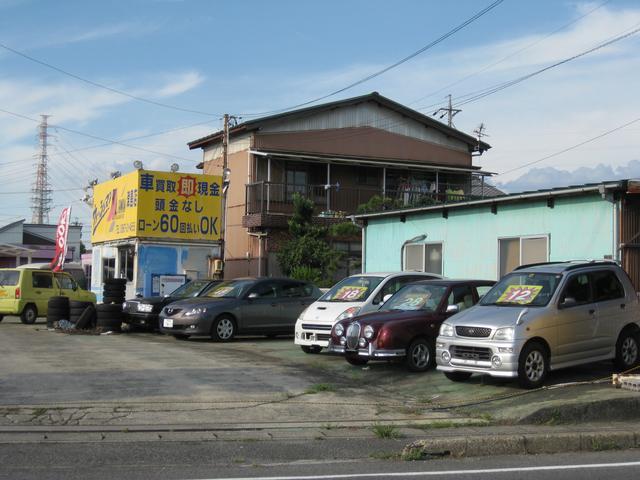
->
[497,234,549,278]
[403,241,444,275]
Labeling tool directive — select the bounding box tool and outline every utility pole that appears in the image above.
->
[220,114,229,277]
[432,94,462,128]
[31,114,52,224]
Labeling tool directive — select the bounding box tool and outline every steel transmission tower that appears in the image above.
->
[31,114,53,224]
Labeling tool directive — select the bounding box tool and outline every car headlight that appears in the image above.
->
[439,323,454,337]
[336,306,361,322]
[334,323,344,336]
[363,325,375,339]
[184,307,207,317]
[297,307,308,321]
[493,327,514,341]
[137,303,153,313]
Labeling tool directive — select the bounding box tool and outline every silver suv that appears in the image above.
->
[436,261,640,389]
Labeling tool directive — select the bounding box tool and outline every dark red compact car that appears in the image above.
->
[327,280,495,371]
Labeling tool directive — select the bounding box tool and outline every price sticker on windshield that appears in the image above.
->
[210,286,233,297]
[398,294,427,310]
[334,286,368,301]
[497,285,543,305]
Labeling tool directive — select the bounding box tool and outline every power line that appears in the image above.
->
[453,22,640,108]
[0,118,216,168]
[409,0,612,107]
[0,107,201,163]
[0,42,221,117]
[499,116,640,177]
[0,187,84,195]
[240,0,506,118]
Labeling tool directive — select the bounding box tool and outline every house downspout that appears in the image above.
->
[614,197,621,262]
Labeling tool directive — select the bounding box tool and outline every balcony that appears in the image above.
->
[243,181,479,228]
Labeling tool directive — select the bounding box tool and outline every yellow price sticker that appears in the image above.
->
[497,285,543,304]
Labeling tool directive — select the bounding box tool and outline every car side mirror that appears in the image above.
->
[136,293,143,298]
[446,304,459,314]
[247,292,259,299]
[560,296,577,308]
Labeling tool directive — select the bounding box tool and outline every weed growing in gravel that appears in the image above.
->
[372,424,402,439]
[305,383,335,394]
[370,451,400,460]
[401,448,426,461]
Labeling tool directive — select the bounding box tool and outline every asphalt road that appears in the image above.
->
[0,439,639,480]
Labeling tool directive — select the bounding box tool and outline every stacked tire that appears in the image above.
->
[103,278,126,305]
[47,296,69,328]
[98,278,126,332]
[69,300,96,330]
[96,304,123,332]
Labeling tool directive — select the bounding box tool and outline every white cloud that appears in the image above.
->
[155,71,205,98]
[37,21,163,49]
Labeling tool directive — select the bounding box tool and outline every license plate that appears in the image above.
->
[163,319,173,328]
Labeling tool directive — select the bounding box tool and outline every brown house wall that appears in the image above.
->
[255,127,471,167]
[203,148,256,278]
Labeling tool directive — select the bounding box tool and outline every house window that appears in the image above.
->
[285,164,308,200]
[403,242,443,275]
[498,235,549,277]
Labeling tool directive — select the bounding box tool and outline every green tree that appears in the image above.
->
[278,193,340,285]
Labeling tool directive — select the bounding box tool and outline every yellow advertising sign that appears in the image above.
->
[91,170,222,243]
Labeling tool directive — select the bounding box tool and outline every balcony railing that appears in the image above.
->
[245,182,478,216]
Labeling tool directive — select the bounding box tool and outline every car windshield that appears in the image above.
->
[319,275,384,302]
[380,284,448,312]
[480,272,562,307]
[0,270,20,286]
[170,280,212,298]
[203,280,255,299]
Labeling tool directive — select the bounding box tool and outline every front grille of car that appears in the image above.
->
[456,326,492,338]
[164,307,182,317]
[450,346,492,361]
[301,323,332,331]
[346,322,361,350]
[316,333,331,342]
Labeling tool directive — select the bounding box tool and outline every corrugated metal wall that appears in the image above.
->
[259,102,469,152]
[621,195,640,291]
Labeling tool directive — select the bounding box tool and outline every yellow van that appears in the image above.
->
[0,268,96,324]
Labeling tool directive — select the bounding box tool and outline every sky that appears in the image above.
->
[1,0,640,241]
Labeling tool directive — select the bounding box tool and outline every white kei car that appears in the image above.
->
[294,272,442,353]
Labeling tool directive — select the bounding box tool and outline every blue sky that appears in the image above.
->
[1,0,640,240]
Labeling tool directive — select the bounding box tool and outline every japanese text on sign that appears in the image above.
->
[91,170,222,243]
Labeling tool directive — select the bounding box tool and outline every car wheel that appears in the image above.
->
[444,371,473,382]
[20,304,37,324]
[405,338,435,372]
[517,341,548,389]
[301,345,322,354]
[173,334,189,340]
[614,329,640,371]
[211,315,235,342]
[345,353,368,366]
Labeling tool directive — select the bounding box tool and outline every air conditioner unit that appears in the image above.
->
[212,259,224,274]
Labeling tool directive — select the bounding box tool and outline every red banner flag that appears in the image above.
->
[51,206,72,272]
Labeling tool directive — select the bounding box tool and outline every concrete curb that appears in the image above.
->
[402,428,640,459]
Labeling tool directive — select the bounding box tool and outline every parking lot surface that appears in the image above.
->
[1,316,638,430]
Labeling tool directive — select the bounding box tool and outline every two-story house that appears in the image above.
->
[188,92,492,278]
